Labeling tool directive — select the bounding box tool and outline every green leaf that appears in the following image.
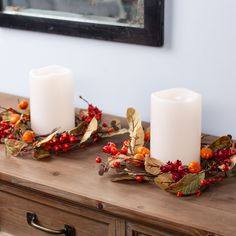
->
[145,157,164,176]
[33,149,51,159]
[35,130,58,148]
[80,117,98,144]
[126,108,144,153]
[99,128,128,138]
[4,139,27,157]
[209,136,233,152]
[154,173,174,190]
[166,172,205,195]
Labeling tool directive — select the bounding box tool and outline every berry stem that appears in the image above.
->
[79,96,90,105]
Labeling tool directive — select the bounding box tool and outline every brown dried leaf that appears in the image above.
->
[69,121,87,135]
[126,108,144,153]
[79,109,88,118]
[108,155,127,168]
[154,173,174,190]
[166,172,205,195]
[209,135,233,152]
[14,121,28,134]
[219,154,236,170]
[33,149,51,159]
[36,130,58,148]
[145,157,164,176]
[4,139,27,156]
[110,119,121,131]
[111,175,136,182]
[80,117,98,144]
[100,128,128,138]
[145,127,150,133]
[0,110,12,121]
[231,155,236,169]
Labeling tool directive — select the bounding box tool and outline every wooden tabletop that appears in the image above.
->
[0,92,236,236]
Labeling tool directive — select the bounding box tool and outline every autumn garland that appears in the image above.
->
[1,100,235,197]
[0,98,126,159]
[96,108,236,197]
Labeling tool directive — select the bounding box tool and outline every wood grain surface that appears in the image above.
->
[0,92,235,236]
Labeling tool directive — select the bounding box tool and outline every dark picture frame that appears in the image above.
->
[0,0,164,47]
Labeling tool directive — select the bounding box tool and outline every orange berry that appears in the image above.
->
[144,131,150,141]
[123,139,130,147]
[22,130,35,143]
[18,100,28,110]
[137,146,150,156]
[134,153,145,161]
[9,113,21,124]
[188,161,202,173]
[107,127,114,133]
[200,148,213,159]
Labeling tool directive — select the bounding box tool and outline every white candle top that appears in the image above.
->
[29,65,72,79]
[152,88,200,103]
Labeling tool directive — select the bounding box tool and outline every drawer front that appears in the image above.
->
[126,222,173,236]
[126,222,189,236]
[126,222,217,236]
[0,190,117,236]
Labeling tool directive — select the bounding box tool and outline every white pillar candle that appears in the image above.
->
[151,88,201,165]
[30,65,75,135]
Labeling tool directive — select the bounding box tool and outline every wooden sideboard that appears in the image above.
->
[0,92,235,236]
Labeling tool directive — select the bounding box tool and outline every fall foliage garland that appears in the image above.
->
[96,108,236,197]
[0,98,126,159]
[0,99,235,197]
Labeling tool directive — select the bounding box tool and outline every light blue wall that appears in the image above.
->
[0,0,236,137]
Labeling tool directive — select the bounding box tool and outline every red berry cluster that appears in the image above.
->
[0,120,15,142]
[43,132,77,153]
[214,148,235,160]
[212,148,234,171]
[160,160,188,182]
[200,173,223,188]
[79,96,102,123]
[102,142,128,156]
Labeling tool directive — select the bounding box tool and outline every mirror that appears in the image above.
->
[2,0,144,28]
[0,0,164,46]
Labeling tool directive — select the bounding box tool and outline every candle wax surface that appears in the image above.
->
[30,65,75,135]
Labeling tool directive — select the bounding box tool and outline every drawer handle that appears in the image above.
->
[26,212,75,236]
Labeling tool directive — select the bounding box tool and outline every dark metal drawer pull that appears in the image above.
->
[27,212,75,236]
